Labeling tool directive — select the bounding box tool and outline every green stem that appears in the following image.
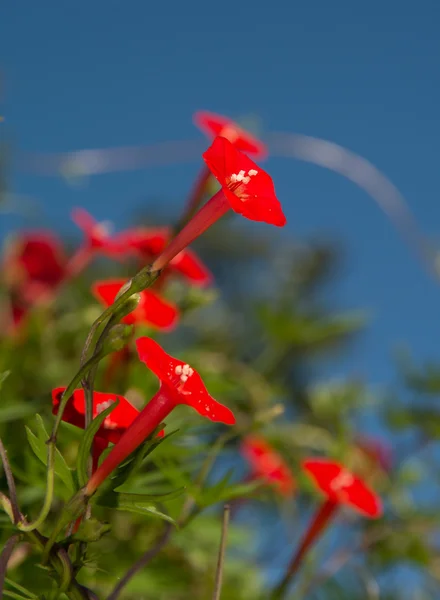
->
[80,265,159,367]
[3,578,38,599]
[17,352,106,534]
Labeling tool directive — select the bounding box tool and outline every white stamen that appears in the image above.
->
[330,470,354,491]
[96,399,115,415]
[238,170,246,178]
[248,169,258,176]
[174,363,194,384]
[230,173,238,183]
[242,176,250,184]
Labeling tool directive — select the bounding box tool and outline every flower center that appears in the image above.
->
[174,363,194,386]
[226,169,258,198]
[329,469,355,492]
[219,124,240,143]
[95,399,118,430]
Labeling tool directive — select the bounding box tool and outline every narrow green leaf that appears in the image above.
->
[109,493,176,525]
[76,400,119,487]
[25,415,75,494]
[0,370,10,391]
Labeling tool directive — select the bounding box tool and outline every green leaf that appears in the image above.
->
[97,491,177,525]
[0,370,10,390]
[0,402,43,424]
[76,400,119,487]
[25,415,75,494]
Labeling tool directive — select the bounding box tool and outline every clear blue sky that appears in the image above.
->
[2,0,440,389]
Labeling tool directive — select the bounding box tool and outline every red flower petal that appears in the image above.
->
[92,279,179,331]
[203,137,286,227]
[303,458,382,518]
[241,435,296,496]
[71,208,114,251]
[52,387,140,445]
[194,111,267,158]
[170,249,213,287]
[114,227,169,258]
[135,337,235,425]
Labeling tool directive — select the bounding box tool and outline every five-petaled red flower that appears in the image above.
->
[275,457,382,592]
[303,458,382,518]
[85,337,235,495]
[52,387,141,469]
[151,136,286,272]
[194,111,267,158]
[203,136,286,227]
[92,279,179,331]
[241,435,295,497]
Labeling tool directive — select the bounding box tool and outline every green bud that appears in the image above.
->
[102,324,134,354]
[113,292,141,321]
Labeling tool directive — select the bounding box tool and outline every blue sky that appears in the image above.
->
[1,0,440,390]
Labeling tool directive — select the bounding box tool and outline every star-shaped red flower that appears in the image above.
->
[85,337,235,495]
[303,458,382,518]
[203,136,286,226]
[194,111,267,158]
[136,337,235,424]
[241,435,295,496]
[92,279,179,331]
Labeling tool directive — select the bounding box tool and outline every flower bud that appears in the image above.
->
[102,324,134,354]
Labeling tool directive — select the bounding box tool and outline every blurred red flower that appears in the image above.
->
[241,435,295,497]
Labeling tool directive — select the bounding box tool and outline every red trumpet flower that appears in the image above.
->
[52,387,141,470]
[182,111,268,228]
[113,227,213,287]
[85,337,235,495]
[152,136,286,272]
[241,435,295,497]
[92,279,179,331]
[274,458,382,596]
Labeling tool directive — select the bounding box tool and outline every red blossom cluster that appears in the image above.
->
[3,110,385,593]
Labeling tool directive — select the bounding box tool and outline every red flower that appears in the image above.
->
[3,231,68,330]
[303,458,382,518]
[194,111,267,158]
[274,457,382,594]
[152,137,286,272]
[136,337,235,424]
[52,387,141,469]
[241,435,295,497]
[85,337,235,495]
[203,136,285,226]
[4,231,67,294]
[114,227,213,287]
[92,279,179,331]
